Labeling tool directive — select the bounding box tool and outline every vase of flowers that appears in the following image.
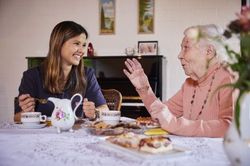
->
[222,6,250,166]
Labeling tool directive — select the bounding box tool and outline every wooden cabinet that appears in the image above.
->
[26,56,166,118]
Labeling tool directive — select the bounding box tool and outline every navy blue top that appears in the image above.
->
[15,66,106,117]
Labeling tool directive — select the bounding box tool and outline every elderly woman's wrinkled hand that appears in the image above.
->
[123,58,150,90]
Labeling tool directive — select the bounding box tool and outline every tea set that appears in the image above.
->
[20,93,120,133]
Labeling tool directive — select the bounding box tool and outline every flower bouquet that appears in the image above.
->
[222,6,250,135]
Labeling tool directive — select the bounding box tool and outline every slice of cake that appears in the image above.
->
[107,132,144,148]
[139,136,173,153]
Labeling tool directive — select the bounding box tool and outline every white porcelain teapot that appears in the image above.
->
[49,93,82,133]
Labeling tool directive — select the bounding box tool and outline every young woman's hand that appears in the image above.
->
[123,58,150,90]
[18,94,35,112]
[83,98,96,119]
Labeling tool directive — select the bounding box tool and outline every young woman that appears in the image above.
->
[15,21,109,121]
[124,24,233,137]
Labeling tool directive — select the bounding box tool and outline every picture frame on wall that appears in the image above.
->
[138,41,158,55]
[99,0,115,34]
[138,0,155,34]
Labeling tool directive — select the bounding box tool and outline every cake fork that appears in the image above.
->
[34,98,48,104]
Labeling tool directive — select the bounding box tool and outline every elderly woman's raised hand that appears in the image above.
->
[123,58,150,90]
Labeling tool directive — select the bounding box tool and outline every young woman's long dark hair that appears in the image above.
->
[43,21,88,95]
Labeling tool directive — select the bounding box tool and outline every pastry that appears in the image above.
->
[106,132,173,154]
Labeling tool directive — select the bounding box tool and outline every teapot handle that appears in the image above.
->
[71,93,83,120]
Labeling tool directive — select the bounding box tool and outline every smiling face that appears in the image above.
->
[61,33,87,68]
[178,36,209,81]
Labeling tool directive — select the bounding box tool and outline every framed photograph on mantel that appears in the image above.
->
[99,0,116,34]
[138,41,158,56]
[138,0,155,34]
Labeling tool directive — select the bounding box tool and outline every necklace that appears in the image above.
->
[189,65,220,119]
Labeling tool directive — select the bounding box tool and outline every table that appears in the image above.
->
[0,118,231,166]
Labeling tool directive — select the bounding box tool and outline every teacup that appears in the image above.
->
[100,110,121,125]
[21,112,47,125]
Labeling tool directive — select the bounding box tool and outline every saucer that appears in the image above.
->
[19,123,47,129]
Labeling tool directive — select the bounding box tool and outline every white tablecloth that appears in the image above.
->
[0,119,231,166]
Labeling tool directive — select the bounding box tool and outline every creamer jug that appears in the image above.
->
[49,93,82,133]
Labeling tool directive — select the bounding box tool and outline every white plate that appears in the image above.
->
[99,141,191,160]
[18,123,47,129]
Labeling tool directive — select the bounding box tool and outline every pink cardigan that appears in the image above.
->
[138,63,233,137]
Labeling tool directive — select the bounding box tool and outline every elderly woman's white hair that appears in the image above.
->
[184,24,229,62]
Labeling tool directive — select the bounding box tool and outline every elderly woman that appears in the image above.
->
[123,24,233,137]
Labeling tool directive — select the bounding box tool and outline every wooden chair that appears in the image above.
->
[101,89,122,111]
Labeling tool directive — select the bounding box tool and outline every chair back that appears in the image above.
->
[102,89,122,111]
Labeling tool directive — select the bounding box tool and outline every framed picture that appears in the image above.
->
[138,0,155,34]
[138,41,158,55]
[99,0,116,34]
